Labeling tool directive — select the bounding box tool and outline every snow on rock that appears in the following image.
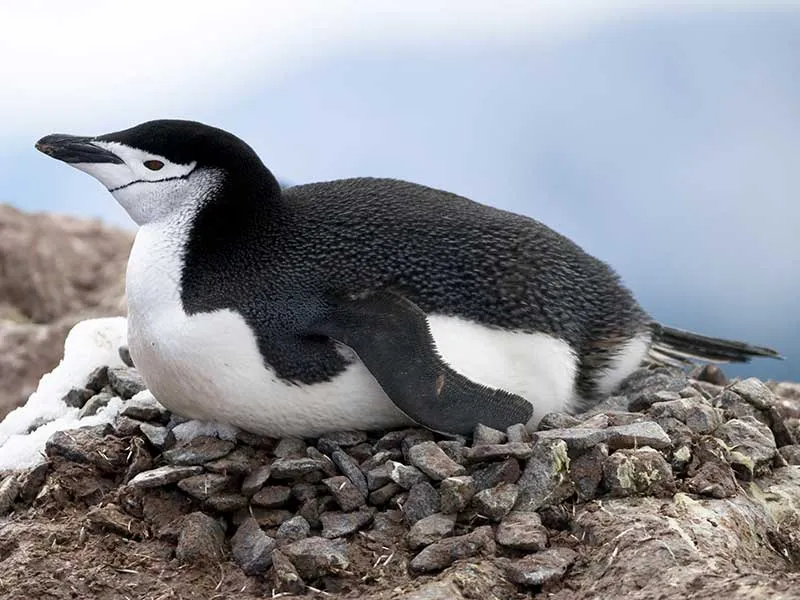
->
[0,317,128,470]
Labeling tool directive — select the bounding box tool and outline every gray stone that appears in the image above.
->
[534,421,671,453]
[124,436,153,483]
[401,429,437,461]
[62,387,94,408]
[271,549,305,595]
[45,425,126,475]
[331,449,369,497]
[500,547,578,587]
[360,449,396,473]
[366,463,393,491]
[506,423,532,443]
[730,377,776,410]
[162,436,235,466]
[241,463,272,496]
[306,446,337,476]
[409,526,495,573]
[86,503,146,539]
[778,445,800,465]
[713,389,766,423]
[602,447,675,497]
[276,515,311,543]
[404,481,440,524]
[472,458,521,491]
[569,443,608,501]
[78,392,113,418]
[472,423,507,445]
[319,430,367,447]
[321,510,374,538]
[496,510,548,550]
[85,365,109,392]
[252,485,292,508]
[274,437,307,458]
[204,448,253,475]
[291,483,321,502]
[369,482,401,506]
[231,517,276,575]
[516,439,572,511]
[685,403,724,434]
[271,457,326,480]
[375,429,408,450]
[437,440,466,465]
[653,416,694,448]
[0,474,20,515]
[175,512,225,564]
[464,442,533,463]
[237,507,293,528]
[139,422,175,450]
[113,415,143,437]
[282,536,349,579]
[204,493,249,513]
[120,392,168,423]
[389,461,428,489]
[409,441,466,480]
[107,367,147,399]
[537,412,582,430]
[407,513,456,549]
[439,475,476,514]
[472,482,519,521]
[17,462,49,504]
[715,416,777,479]
[128,465,203,488]
[685,460,738,498]
[323,475,366,511]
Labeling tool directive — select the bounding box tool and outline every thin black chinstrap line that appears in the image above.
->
[109,169,195,193]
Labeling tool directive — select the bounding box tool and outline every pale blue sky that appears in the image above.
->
[1,2,797,381]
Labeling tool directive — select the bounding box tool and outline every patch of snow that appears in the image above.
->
[171,419,240,443]
[0,317,128,471]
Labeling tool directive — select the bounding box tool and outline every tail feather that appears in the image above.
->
[648,323,783,366]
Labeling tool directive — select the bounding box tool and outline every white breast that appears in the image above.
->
[125,215,590,438]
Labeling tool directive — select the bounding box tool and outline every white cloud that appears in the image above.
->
[1,0,794,136]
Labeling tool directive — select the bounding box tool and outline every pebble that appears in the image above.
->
[778,445,800,465]
[602,447,675,497]
[276,515,311,543]
[472,482,519,521]
[402,429,437,461]
[500,547,578,587]
[730,377,776,410]
[124,437,153,483]
[516,439,572,511]
[403,481,441,524]
[163,436,235,466]
[0,475,20,515]
[282,536,350,579]
[366,463,393,491]
[464,442,534,463]
[62,387,94,408]
[291,483,321,502]
[319,430,368,447]
[274,437,307,458]
[139,422,175,450]
[410,526,495,572]
[389,461,428,489]
[375,429,408,450]
[241,464,272,496]
[685,460,738,498]
[85,503,146,539]
[85,365,109,392]
[472,458,521,491]
[114,416,144,437]
[407,513,456,549]
[715,416,777,479]
[534,421,671,453]
[271,457,326,480]
[331,450,369,497]
[45,425,127,475]
[323,475,366,511]
[369,482,402,506]
[128,465,203,488]
[120,391,169,423]
[17,463,48,504]
[321,510,374,538]
[307,446,337,476]
[271,549,306,595]
[252,485,292,508]
[204,493,249,513]
[238,507,293,528]
[472,424,507,445]
[537,413,581,430]
[78,392,114,418]
[437,440,467,465]
[439,475,476,514]
[569,444,608,501]
[231,517,276,575]
[205,448,253,476]
[175,512,225,564]
[408,441,466,480]
[506,423,532,443]
[495,511,548,551]
[107,367,147,400]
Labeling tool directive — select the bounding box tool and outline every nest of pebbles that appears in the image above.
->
[1,358,799,597]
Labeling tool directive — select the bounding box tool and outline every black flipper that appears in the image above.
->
[308,290,534,436]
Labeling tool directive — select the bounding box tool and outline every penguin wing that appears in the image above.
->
[307,289,533,436]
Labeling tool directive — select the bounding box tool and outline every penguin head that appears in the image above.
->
[36,119,277,225]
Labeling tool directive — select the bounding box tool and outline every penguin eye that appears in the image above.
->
[143,160,164,171]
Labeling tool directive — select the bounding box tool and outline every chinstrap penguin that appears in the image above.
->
[35,120,781,437]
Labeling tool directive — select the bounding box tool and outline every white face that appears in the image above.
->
[70,141,213,226]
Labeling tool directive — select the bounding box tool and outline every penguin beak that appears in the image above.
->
[35,134,124,165]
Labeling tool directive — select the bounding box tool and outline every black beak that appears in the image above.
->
[35,134,124,164]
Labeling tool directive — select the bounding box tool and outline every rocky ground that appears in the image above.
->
[1,359,800,599]
[0,203,132,419]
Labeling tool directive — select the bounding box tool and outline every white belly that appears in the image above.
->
[126,218,586,438]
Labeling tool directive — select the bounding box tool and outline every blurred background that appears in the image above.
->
[0,1,797,384]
